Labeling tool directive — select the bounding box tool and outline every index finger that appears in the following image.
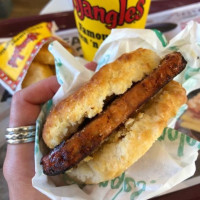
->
[21,76,60,105]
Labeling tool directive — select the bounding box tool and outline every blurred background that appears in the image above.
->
[0,0,74,19]
[0,0,51,19]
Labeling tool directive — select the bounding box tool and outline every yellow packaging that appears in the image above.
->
[0,22,57,94]
[73,0,151,61]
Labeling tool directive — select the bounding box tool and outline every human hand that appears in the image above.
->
[3,76,59,200]
[3,62,97,200]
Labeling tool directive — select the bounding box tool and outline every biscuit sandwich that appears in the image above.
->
[41,48,187,184]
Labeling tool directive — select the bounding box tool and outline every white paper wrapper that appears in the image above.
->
[33,21,200,200]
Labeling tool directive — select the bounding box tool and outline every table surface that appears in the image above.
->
[0,1,200,199]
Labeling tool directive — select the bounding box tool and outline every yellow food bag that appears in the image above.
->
[73,0,151,61]
[0,22,57,94]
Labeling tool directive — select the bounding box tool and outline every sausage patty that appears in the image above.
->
[41,52,186,175]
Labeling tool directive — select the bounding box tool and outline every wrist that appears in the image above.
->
[3,143,35,181]
[8,180,49,200]
[4,144,49,200]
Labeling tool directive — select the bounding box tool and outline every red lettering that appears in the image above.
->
[136,0,145,19]
[8,33,39,68]
[72,0,79,11]
[105,11,118,29]
[93,6,106,23]
[77,0,84,20]
[83,1,93,19]
[118,0,127,25]
[74,0,146,29]
[125,7,136,23]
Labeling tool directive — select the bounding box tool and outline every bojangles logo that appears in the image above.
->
[73,0,146,29]
[8,33,39,68]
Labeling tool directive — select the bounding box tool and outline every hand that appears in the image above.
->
[3,76,59,200]
[3,62,97,200]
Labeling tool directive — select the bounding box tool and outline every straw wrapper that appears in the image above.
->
[33,21,200,200]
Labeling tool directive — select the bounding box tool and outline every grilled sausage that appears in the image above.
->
[41,52,186,175]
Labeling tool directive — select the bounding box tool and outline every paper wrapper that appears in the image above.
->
[33,21,200,200]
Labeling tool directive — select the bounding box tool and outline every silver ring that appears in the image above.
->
[5,131,35,139]
[6,125,36,132]
[5,125,36,144]
[6,137,35,144]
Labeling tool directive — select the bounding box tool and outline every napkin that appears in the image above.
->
[33,21,200,200]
